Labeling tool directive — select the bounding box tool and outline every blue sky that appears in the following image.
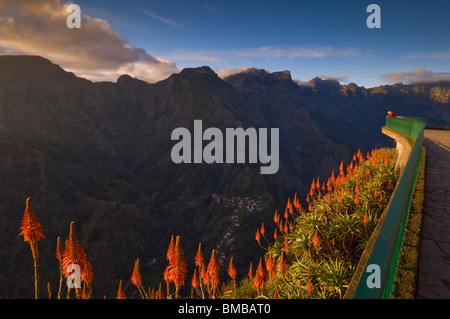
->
[1,0,449,87]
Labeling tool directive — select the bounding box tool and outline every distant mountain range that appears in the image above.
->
[0,55,448,298]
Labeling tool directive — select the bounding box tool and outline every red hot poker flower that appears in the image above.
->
[207,250,220,291]
[313,230,320,247]
[195,243,204,268]
[228,257,237,281]
[255,229,261,245]
[131,258,142,287]
[62,222,86,278]
[191,269,200,290]
[169,235,188,290]
[19,197,44,259]
[116,280,126,299]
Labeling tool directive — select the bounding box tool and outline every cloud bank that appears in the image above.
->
[214,66,249,78]
[382,67,450,84]
[317,74,348,82]
[169,45,359,64]
[403,49,450,60]
[0,0,180,83]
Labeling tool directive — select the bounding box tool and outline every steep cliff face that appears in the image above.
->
[0,56,448,297]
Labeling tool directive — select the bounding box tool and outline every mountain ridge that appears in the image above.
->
[0,55,448,298]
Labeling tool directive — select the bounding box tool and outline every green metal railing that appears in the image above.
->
[349,117,425,299]
[397,116,450,129]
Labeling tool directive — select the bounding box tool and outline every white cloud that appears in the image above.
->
[142,10,185,29]
[0,0,180,83]
[403,49,450,60]
[169,49,221,63]
[382,67,450,84]
[317,74,348,82]
[294,79,313,87]
[168,45,360,64]
[214,66,249,78]
[234,46,359,59]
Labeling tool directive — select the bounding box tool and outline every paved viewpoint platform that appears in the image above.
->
[417,129,450,299]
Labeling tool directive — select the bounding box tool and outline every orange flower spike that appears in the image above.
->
[157,283,165,299]
[273,210,279,224]
[19,198,45,263]
[293,197,300,212]
[253,257,266,293]
[47,282,52,299]
[284,237,289,253]
[363,213,368,225]
[260,223,265,236]
[19,197,45,244]
[116,280,126,299]
[201,265,209,286]
[278,220,283,233]
[306,280,313,294]
[286,198,293,215]
[195,243,204,268]
[63,222,86,278]
[166,235,175,264]
[131,258,142,287]
[56,236,63,264]
[273,228,278,240]
[171,236,188,290]
[207,250,220,291]
[132,258,148,299]
[265,255,276,278]
[248,262,253,279]
[228,257,237,281]
[284,207,289,219]
[191,268,200,290]
[354,192,360,204]
[313,230,320,247]
[336,175,341,187]
[255,229,261,245]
